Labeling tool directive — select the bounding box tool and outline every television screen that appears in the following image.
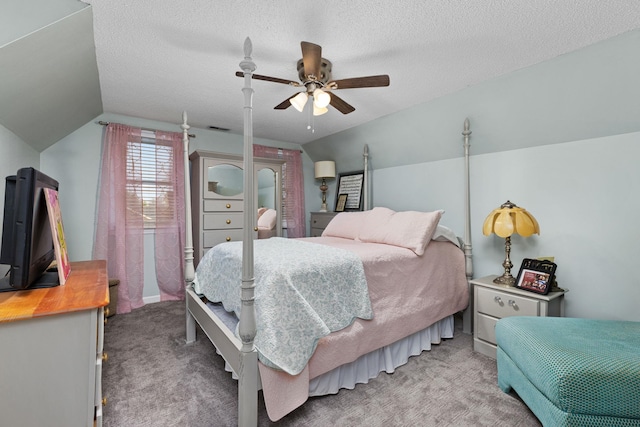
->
[0,167,60,292]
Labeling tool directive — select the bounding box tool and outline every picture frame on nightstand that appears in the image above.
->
[335,193,348,212]
[516,258,557,295]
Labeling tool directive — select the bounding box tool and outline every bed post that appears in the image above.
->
[182,112,198,344]
[238,36,259,427]
[363,144,370,210]
[462,118,474,334]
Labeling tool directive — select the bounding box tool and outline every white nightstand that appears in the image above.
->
[310,212,338,237]
[471,275,566,359]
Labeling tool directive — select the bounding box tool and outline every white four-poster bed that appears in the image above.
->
[180,38,474,426]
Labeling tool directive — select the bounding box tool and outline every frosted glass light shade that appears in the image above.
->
[314,161,336,179]
[290,92,308,112]
[313,88,331,108]
[313,104,328,116]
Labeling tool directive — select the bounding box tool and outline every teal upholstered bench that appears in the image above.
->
[496,316,640,427]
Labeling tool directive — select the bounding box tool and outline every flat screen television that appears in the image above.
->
[0,167,60,292]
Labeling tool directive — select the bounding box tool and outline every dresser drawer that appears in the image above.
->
[476,286,540,318]
[203,229,244,248]
[203,199,243,212]
[203,213,244,229]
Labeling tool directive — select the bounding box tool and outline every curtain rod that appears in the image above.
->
[98,120,196,139]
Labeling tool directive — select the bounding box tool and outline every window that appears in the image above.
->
[126,131,176,229]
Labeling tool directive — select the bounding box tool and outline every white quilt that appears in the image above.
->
[194,237,373,375]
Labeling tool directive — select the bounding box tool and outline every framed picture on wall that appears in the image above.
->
[335,171,364,211]
[515,258,557,295]
[335,194,348,212]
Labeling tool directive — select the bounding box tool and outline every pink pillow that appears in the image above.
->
[257,209,277,229]
[321,211,370,240]
[359,207,443,255]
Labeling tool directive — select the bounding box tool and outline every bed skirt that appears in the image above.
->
[206,301,453,395]
[309,315,454,395]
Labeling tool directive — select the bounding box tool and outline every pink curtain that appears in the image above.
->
[94,124,144,313]
[94,125,186,313]
[153,131,185,302]
[253,145,306,238]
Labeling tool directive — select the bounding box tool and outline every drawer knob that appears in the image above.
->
[226,204,231,209]
[102,352,109,362]
[494,296,503,305]
[226,219,231,224]
[508,300,518,309]
[254,227,258,231]
[226,237,231,241]
[102,397,108,406]
[104,307,110,317]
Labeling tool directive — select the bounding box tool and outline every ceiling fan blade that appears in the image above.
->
[274,94,297,110]
[235,71,300,86]
[301,41,322,80]
[329,93,356,114]
[328,75,390,89]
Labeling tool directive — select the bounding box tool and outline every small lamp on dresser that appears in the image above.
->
[314,161,336,212]
[483,200,539,286]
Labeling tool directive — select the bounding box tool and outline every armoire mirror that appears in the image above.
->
[257,167,277,209]
[207,163,243,197]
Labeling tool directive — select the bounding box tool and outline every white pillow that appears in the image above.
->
[359,207,443,255]
[321,211,370,240]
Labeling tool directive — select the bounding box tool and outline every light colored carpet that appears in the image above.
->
[102,301,541,426]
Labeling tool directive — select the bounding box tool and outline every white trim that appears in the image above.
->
[143,295,161,304]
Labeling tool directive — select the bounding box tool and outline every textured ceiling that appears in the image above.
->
[86,0,640,145]
[7,1,640,150]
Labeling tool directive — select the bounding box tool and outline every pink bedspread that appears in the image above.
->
[258,237,469,421]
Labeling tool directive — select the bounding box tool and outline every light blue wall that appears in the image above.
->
[0,124,40,277]
[40,113,307,299]
[374,132,640,321]
[301,29,640,321]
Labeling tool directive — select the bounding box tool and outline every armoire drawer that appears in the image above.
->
[203,213,244,229]
[203,199,243,212]
[203,229,244,248]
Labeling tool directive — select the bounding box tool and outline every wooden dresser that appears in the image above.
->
[0,260,109,426]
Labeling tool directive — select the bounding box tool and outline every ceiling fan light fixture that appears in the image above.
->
[290,92,308,112]
[313,88,331,108]
[313,104,328,116]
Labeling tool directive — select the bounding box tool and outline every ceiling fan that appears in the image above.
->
[235,41,390,115]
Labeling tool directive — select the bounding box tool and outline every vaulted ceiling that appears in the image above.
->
[2,0,640,152]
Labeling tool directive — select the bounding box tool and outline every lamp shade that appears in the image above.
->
[290,92,309,112]
[313,88,331,108]
[313,104,328,116]
[482,200,539,238]
[314,161,336,179]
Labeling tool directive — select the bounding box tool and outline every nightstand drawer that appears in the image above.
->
[311,214,335,229]
[476,286,540,318]
[476,312,498,344]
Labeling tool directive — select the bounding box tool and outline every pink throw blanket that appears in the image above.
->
[259,237,469,420]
